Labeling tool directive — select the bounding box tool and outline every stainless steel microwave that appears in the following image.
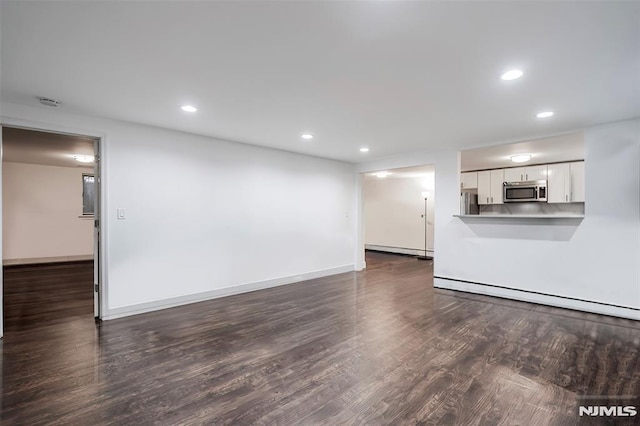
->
[503,180,547,203]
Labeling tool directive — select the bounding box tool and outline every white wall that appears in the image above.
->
[1,102,357,320]
[359,119,640,320]
[363,173,435,256]
[3,162,94,262]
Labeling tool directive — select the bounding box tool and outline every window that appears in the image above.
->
[82,174,96,216]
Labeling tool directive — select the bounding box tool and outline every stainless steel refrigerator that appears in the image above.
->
[460,192,479,215]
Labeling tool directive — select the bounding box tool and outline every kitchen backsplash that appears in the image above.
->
[480,203,585,216]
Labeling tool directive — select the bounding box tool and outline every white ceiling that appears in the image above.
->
[2,127,95,168]
[1,1,638,163]
[461,132,584,171]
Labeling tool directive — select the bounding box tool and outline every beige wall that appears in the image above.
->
[2,162,94,263]
[363,172,435,256]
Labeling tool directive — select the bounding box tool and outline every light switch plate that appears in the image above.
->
[117,208,126,219]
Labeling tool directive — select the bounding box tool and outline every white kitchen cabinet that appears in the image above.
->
[504,165,548,182]
[478,169,504,205]
[548,161,585,203]
[504,167,524,183]
[570,161,585,202]
[478,171,490,205]
[525,165,548,181]
[490,169,504,204]
[461,172,478,189]
[547,163,570,203]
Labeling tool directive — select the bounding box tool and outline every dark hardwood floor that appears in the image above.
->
[1,252,639,425]
[3,261,94,332]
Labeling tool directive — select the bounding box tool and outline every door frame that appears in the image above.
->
[0,116,108,337]
[358,164,437,264]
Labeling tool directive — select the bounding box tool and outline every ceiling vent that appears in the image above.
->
[38,97,61,108]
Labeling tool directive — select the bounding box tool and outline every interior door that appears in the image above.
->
[93,138,100,318]
[0,126,4,337]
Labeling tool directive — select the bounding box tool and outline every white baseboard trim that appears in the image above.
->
[3,255,94,266]
[434,277,640,321]
[103,264,355,320]
[365,244,434,257]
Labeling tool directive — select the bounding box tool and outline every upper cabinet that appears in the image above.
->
[547,161,585,203]
[526,165,548,181]
[478,169,504,205]
[503,167,521,182]
[461,172,478,190]
[547,163,570,203]
[504,165,548,182]
[569,161,585,202]
[490,169,505,205]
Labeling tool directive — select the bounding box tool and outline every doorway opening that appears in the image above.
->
[361,164,435,267]
[1,126,101,335]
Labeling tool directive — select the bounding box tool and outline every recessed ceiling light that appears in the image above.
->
[536,111,554,118]
[501,69,524,81]
[510,154,532,163]
[301,133,313,140]
[360,147,370,153]
[181,105,197,112]
[375,171,390,178]
[73,154,94,163]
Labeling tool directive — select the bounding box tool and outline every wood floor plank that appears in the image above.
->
[2,253,639,425]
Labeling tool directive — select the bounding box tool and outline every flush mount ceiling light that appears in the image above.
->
[301,133,313,140]
[536,111,554,118]
[181,105,197,112]
[360,147,370,153]
[510,154,532,163]
[500,69,524,81]
[375,171,390,178]
[73,154,94,163]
